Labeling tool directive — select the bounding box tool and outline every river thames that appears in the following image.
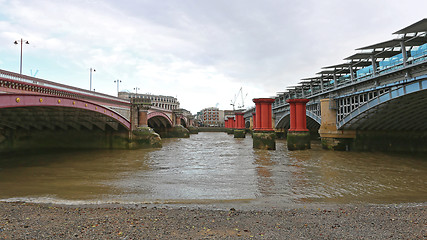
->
[0,132,426,207]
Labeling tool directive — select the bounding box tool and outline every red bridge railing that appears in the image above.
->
[0,69,130,107]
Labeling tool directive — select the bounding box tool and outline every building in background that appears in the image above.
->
[194,108,236,127]
[118,92,179,111]
[223,110,234,123]
[199,107,221,127]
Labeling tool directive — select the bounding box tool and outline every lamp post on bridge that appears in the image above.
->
[89,68,96,91]
[14,38,30,75]
[114,79,122,96]
[134,87,140,94]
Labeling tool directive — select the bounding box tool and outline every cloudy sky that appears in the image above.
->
[1,0,426,113]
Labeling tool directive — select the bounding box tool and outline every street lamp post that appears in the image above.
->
[134,87,140,94]
[114,79,122,96]
[14,38,29,75]
[89,68,96,91]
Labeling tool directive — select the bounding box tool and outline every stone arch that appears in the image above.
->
[180,117,188,128]
[147,111,173,129]
[0,94,131,130]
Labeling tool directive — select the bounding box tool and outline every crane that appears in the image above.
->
[230,87,248,110]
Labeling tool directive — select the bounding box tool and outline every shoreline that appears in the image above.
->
[0,201,425,239]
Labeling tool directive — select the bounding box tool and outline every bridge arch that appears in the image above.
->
[147,111,173,129]
[275,112,321,131]
[0,94,130,131]
[337,78,427,131]
[245,120,251,129]
[180,116,188,128]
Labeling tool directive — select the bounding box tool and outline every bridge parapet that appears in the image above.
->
[0,69,131,119]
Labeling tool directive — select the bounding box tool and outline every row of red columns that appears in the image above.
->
[225,117,234,128]
[224,98,309,132]
[225,112,245,129]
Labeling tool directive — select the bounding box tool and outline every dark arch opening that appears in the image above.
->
[148,116,172,134]
[180,118,187,128]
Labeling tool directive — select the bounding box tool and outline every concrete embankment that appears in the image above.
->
[198,127,227,132]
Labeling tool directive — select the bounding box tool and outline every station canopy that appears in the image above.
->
[356,36,427,50]
[316,69,350,75]
[393,18,427,34]
[344,51,402,60]
[325,61,373,69]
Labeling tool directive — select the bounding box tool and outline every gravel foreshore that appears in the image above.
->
[0,201,425,239]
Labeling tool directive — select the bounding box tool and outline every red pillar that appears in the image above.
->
[235,112,244,129]
[286,99,309,132]
[225,119,229,128]
[229,117,235,128]
[252,98,275,131]
[252,112,256,129]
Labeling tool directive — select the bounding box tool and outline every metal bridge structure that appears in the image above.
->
[271,19,427,151]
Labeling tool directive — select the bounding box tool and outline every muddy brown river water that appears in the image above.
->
[0,132,426,207]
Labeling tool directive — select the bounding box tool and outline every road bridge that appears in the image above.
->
[270,19,427,152]
[0,69,192,152]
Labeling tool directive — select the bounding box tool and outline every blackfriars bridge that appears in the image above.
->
[0,69,194,152]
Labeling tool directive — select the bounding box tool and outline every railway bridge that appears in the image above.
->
[267,19,427,151]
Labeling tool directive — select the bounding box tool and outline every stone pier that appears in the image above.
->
[234,112,246,138]
[318,99,356,150]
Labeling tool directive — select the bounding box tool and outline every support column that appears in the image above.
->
[138,109,148,127]
[129,98,162,149]
[252,98,276,150]
[318,98,356,150]
[350,65,354,82]
[227,116,235,134]
[320,76,324,92]
[371,55,377,76]
[286,99,310,150]
[234,112,245,138]
[224,119,229,128]
[333,72,337,88]
[400,41,408,66]
[252,112,256,130]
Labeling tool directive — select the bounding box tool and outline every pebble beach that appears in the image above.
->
[0,202,425,239]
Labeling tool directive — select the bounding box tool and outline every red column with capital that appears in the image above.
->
[286,98,311,150]
[234,112,246,138]
[287,99,309,132]
[252,98,276,149]
[253,98,275,131]
[252,112,256,130]
[235,112,244,129]
[225,119,229,128]
[229,117,235,129]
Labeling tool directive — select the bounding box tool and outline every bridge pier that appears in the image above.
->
[318,99,356,150]
[234,112,245,138]
[252,98,276,150]
[130,99,162,148]
[227,117,235,135]
[286,99,311,150]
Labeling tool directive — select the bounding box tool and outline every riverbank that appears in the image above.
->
[0,202,425,239]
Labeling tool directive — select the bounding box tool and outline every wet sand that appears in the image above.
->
[0,202,425,239]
